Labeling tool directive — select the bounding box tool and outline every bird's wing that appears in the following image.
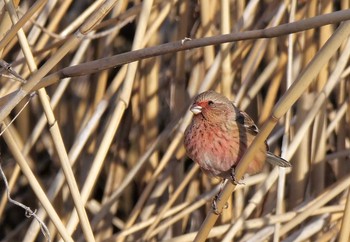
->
[266,152,292,167]
[235,109,259,135]
[234,107,270,151]
[232,105,292,168]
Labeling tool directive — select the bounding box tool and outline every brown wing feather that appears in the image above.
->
[232,104,292,168]
[235,109,259,135]
[266,152,292,167]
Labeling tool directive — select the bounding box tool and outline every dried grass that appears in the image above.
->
[0,0,349,241]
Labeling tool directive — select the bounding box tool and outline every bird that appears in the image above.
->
[184,90,291,184]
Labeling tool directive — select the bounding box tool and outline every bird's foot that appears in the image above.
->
[212,193,228,215]
[230,169,245,185]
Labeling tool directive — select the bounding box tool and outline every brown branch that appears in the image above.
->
[35,9,350,88]
[1,9,350,106]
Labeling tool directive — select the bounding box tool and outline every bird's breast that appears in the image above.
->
[184,120,241,175]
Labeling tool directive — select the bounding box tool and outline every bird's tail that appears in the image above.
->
[266,152,291,167]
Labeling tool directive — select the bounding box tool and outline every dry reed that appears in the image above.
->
[0,1,349,242]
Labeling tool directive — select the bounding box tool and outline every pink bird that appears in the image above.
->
[184,90,291,209]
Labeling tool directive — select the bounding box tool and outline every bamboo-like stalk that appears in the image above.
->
[286,36,350,162]
[0,8,344,97]
[339,189,350,242]
[0,117,28,216]
[199,0,215,70]
[137,12,161,228]
[143,1,176,45]
[221,167,283,242]
[259,50,287,123]
[0,33,78,121]
[9,1,124,240]
[237,3,286,106]
[0,0,46,50]
[166,1,190,236]
[273,2,296,240]
[114,174,265,239]
[93,4,127,241]
[332,1,350,184]
[0,5,13,57]
[1,125,74,242]
[310,0,332,196]
[318,0,333,91]
[23,64,127,242]
[303,0,317,73]
[160,204,346,242]
[4,0,95,240]
[240,56,279,110]
[289,94,312,208]
[279,175,350,237]
[220,0,232,99]
[310,106,327,195]
[63,1,154,240]
[18,40,96,241]
[326,100,349,136]
[143,165,200,239]
[0,0,118,122]
[28,0,73,68]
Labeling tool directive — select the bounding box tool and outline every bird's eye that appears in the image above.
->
[208,100,214,106]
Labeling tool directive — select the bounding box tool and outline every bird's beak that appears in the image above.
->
[190,104,202,115]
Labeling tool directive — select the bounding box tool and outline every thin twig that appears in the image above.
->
[0,161,51,242]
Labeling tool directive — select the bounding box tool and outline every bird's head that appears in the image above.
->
[190,90,236,123]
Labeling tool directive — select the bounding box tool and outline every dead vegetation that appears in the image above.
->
[0,0,350,241]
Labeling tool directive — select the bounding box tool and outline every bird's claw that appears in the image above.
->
[230,169,245,185]
[212,194,228,215]
[212,195,220,215]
